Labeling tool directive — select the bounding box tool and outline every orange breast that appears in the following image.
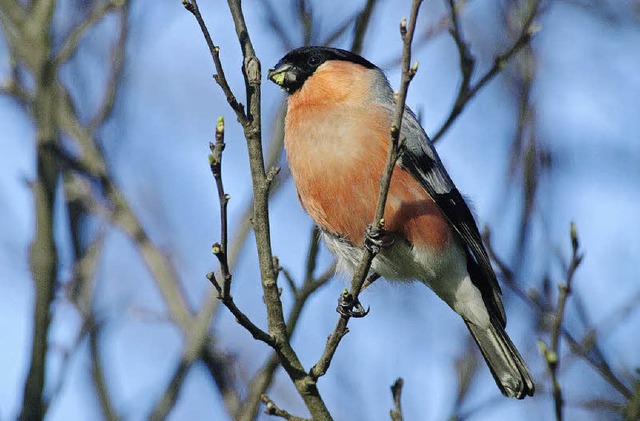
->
[284,61,452,252]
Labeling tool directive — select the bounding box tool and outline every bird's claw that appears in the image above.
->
[364,224,395,253]
[337,290,370,318]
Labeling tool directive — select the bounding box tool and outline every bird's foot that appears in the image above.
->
[364,224,394,254]
[337,289,370,318]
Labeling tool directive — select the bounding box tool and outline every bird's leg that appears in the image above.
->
[337,289,370,318]
[364,224,395,254]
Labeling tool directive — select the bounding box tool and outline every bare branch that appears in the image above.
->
[206,271,275,346]
[20,2,60,419]
[54,0,117,67]
[539,222,584,421]
[208,1,337,417]
[351,0,378,54]
[259,0,296,51]
[89,321,120,421]
[431,0,541,143]
[483,228,632,400]
[89,4,129,129]
[148,360,191,421]
[182,0,246,122]
[0,49,31,103]
[56,86,196,329]
[201,342,241,416]
[623,377,640,421]
[295,0,313,46]
[209,116,233,296]
[237,230,334,421]
[261,394,310,421]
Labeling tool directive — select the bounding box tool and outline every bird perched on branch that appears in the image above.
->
[268,46,534,399]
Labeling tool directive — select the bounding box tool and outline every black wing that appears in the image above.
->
[397,109,506,326]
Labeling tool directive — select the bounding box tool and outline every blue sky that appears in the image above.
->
[1,0,639,420]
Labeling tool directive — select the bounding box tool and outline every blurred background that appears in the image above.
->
[1,0,639,420]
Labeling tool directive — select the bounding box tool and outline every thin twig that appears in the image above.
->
[431,0,541,143]
[148,359,191,421]
[89,4,129,130]
[310,0,423,381]
[351,0,378,54]
[54,0,117,67]
[209,116,233,297]
[89,320,120,421]
[483,228,632,399]
[201,342,241,416]
[540,223,584,421]
[261,395,310,421]
[206,272,275,346]
[445,0,475,124]
[182,0,246,122]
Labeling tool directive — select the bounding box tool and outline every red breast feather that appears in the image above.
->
[285,60,451,252]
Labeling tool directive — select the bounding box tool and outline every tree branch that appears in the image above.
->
[431,0,541,143]
[148,359,191,421]
[54,0,117,67]
[261,394,310,421]
[483,228,632,399]
[539,222,584,421]
[89,3,128,130]
[351,0,378,54]
[20,2,59,419]
[182,0,246,123]
[89,320,120,421]
[237,228,334,421]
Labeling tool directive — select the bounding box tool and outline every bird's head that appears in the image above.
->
[268,46,376,94]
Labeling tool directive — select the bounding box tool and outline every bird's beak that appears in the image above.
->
[267,63,293,87]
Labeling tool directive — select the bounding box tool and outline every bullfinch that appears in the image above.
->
[268,46,535,399]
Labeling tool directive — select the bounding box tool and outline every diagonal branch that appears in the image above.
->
[89,320,121,421]
[261,394,309,421]
[56,85,196,329]
[351,0,379,54]
[182,0,246,123]
[89,4,129,130]
[54,0,118,67]
[431,0,541,143]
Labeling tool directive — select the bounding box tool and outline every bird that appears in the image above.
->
[267,46,535,399]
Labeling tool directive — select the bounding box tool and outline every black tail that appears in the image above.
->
[465,318,535,399]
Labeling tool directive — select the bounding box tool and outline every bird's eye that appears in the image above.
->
[307,55,321,66]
